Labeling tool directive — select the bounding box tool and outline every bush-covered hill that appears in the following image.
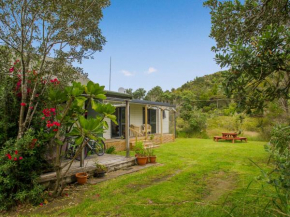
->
[127,71,289,141]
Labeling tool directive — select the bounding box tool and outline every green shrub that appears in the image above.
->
[260,125,290,215]
[0,130,49,211]
[179,107,207,135]
[134,141,146,156]
[105,146,116,154]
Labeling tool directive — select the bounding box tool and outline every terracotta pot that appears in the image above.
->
[136,156,147,165]
[75,172,88,185]
[149,156,157,163]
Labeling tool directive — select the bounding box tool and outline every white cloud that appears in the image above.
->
[121,70,134,76]
[146,67,157,74]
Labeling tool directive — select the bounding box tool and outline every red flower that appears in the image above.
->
[35,94,39,97]
[9,67,14,72]
[46,123,54,128]
[13,157,17,161]
[19,157,23,160]
[53,121,61,127]
[29,106,34,110]
[50,108,56,113]
[41,117,45,120]
[42,108,51,117]
[20,102,26,106]
[6,153,12,160]
[16,80,21,90]
[53,129,58,132]
[50,78,59,84]
[15,150,18,155]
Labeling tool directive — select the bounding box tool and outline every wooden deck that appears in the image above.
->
[40,154,135,187]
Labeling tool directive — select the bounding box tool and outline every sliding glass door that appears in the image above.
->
[111,107,125,138]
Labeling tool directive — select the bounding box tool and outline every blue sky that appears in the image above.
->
[77,0,221,92]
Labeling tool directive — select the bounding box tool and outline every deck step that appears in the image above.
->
[39,154,135,188]
[144,144,160,149]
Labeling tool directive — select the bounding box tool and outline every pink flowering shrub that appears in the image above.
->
[0,130,49,210]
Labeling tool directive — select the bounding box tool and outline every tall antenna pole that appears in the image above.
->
[109,56,111,91]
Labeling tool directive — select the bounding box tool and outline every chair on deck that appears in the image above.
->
[141,124,151,135]
[130,124,141,137]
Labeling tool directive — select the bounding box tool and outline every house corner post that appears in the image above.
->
[80,144,84,167]
[160,108,163,144]
[174,110,176,140]
[125,100,130,158]
[145,105,148,140]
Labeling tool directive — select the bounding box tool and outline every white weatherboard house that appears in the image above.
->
[88,90,176,152]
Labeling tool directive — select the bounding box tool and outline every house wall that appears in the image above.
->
[129,104,143,128]
[103,117,111,139]
[129,105,169,134]
[96,103,172,140]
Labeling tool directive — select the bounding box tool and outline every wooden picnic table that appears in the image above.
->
[222,132,238,138]
[214,133,247,143]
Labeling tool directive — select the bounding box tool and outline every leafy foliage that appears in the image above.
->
[219,25,290,112]
[204,0,290,112]
[0,130,48,211]
[0,0,110,139]
[133,88,146,100]
[43,81,117,197]
[105,146,116,154]
[145,86,164,102]
[256,125,290,215]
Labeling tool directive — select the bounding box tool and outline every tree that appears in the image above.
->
[204,0,290,113]
[145,86,163,102]
[125,88,133,96]
[133,88,146,100]
[0,0,110,138]
[45,81,116,197]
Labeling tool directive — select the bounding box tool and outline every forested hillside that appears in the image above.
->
[126,71,289,140]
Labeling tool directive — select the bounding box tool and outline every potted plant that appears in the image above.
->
[134,141,143,157]
[148,147,157,163]
[75,161,89,185]
[94,161,108,178]
[146,148,150,164]
[75,172,88,184]
[134,141,147,165]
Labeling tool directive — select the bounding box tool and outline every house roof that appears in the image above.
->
[130,99,175,108]
[105,90,132,99]
[104,90,175,108]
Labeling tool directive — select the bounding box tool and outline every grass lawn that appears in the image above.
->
[33,138,273,216]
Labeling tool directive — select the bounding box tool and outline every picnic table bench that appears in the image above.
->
[213,133,247,143]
